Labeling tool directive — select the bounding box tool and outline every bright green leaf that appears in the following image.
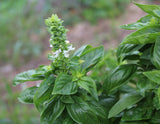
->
[122,25,160,44]
[73,45,92,57]
[78,76,98,101]
[143,70,160,84]
[108,93,143,118]
[13,70,44,86]
[120,22,149,30]
[18,86,38,104]
[52,73,77,95]
[135,3,160,18]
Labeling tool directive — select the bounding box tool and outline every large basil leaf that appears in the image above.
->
[108,93,143,118]
[120,22,149,30]
[153,36,160,69]
[121,25,160,44]
[104,64,137,92]
[73,45,92,57]
[117,44,143,62]
[18,86,38,104]
[80,45,104,71]
[78,76,98,101]
[136,75,157,96]
[121,106,153,121]
[66,97,100,124]
[52,73,77,95]
[34,75,55,112]
[87,101,106,118]
[135,3,160,18]
[40,99,65,124]
[143,70,160,84]
[121,96,153,121]
[13,70,44,86]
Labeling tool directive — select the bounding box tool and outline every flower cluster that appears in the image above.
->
[45,14,75,60]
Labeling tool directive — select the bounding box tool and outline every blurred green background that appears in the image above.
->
[0,0,158,123]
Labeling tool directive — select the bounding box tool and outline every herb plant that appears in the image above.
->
[13,2,160,124]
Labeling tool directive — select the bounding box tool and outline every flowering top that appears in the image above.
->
[45,14,75,59]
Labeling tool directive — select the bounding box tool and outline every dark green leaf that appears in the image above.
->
[41,99,65,124]
[122,25,160,44]
[60,95,74,104]
[108,93,143,118]
[63,115,75,124]
[117,44,143,62]
[52,73,77,95]
[80,45,104,71]
[153,36,160,69]
[134,3,160,18]
[122,106,153,121]
[78,76,98,101]
[151,110,160,123]
[18,86,38,104]
[34,75,55,112]
[104,64,137,92]
[73,45,92,57]
[66,97,100,124]
[13,70,44,86]
[143,70,160,84]
[87,101,106,118]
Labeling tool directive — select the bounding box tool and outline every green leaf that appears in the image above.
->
[121,96,153,121]
[104,64,137,92]
[52,73,77,95]
[120,22,149,30]
[117,44,143,62]
[122,25,160,44]
[153,36,160,69]
[134,3,160,18]
[80,45,104,71]
[60,95,74,104]
[87,101,106,118]
[40,99,65,124]
[34,75,55,112]
[136,75,157,96]
[63,115,75,124]
[143,70,160,84]
[78,76,98,101]
[122,106,153,121]
[151,110,160,123]
[66,97,100,124]
[73,45,92,57]
[137,14,154,23]
[18,86,38,104]
[108,93,143,118]
[13,70,44,86]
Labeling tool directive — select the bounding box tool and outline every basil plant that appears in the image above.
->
[13,14,105,124]
[13,2,160,124]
